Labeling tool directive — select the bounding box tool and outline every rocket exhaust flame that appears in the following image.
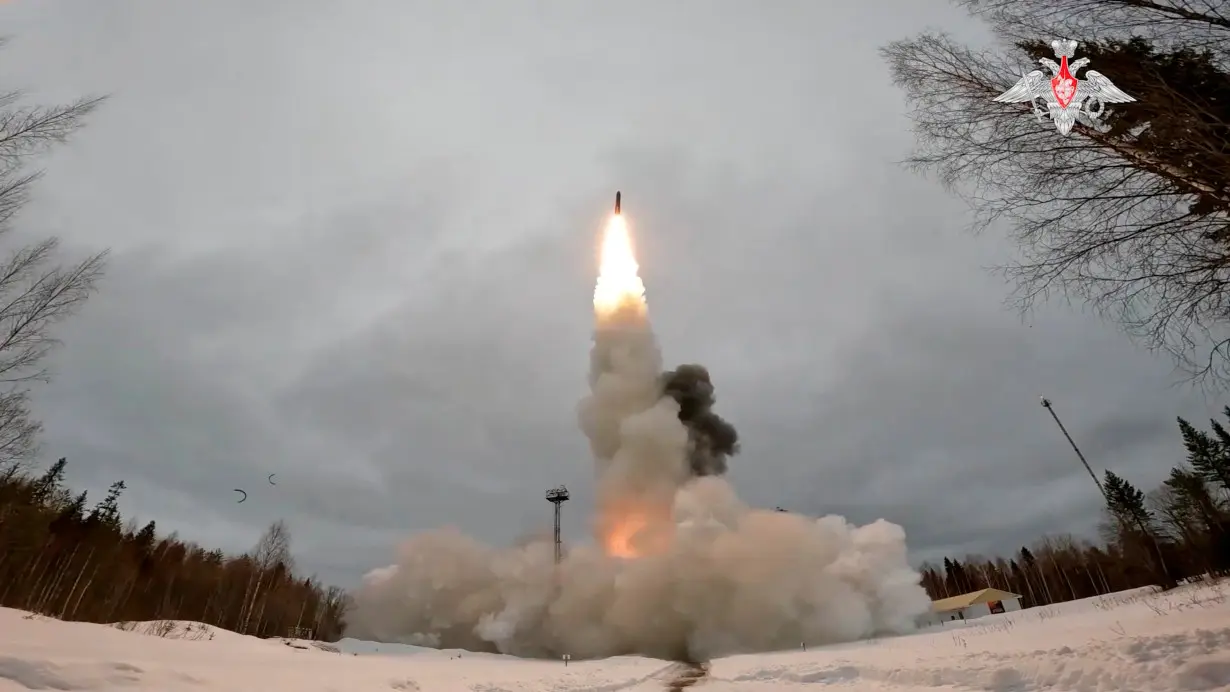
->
[345,193,932,663]
[593,213,645,319]
[589,208,669,559]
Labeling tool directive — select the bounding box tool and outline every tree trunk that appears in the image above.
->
[58,546,94,619]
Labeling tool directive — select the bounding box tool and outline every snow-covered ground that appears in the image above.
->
[2,581,1229,691]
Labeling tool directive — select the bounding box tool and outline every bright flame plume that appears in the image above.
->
[593,214,646,318]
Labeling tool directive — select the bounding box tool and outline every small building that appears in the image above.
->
[919,588,1023,626]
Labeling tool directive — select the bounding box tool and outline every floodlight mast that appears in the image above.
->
[545,485,570,564]
[1040,396,1104,497]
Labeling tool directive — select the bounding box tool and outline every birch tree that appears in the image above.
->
[0,41,108,467]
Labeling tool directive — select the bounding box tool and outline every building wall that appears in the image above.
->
[931,609,966,624]
[960,602,991,619]
[920,595,1024,628]
[954,598,1022,621]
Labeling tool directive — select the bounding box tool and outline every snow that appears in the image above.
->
[2,582,1230,691]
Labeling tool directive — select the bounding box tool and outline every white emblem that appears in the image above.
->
[994,39,1136,136]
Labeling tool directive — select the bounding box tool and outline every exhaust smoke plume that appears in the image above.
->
[347,212,930,661]
[661,364,739,477]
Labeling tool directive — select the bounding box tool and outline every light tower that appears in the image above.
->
[545,485,570,564]
[1041,395,1172,583]
[1040,396,1104,497]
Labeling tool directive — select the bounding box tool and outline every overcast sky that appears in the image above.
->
[0,0,1221,587]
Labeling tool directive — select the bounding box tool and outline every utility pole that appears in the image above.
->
[1040,396,1173,584]
[545,485,570,564]
[1040,396,1104,497]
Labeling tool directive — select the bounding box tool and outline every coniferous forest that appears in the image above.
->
[0,458,348,639]
[918,413,1230,605]
[0,47,350,641]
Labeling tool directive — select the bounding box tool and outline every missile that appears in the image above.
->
[614,191,621,215]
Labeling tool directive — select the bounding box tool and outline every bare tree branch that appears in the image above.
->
[0,389,41,464]
[882,1,1230,386]
[252,520,295,572]
[959,0,1230,54]
[0,50,109,469]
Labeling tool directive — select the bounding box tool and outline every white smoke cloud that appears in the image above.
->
[347,231,930,662]
[348,486,929,660]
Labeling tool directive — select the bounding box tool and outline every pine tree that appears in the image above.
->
[30,458,67,504]
[951,559,972,593]
[1176,417,1230,492]
[135,520,157,553]
[1208,407,1230,448]
[1163,467,1223,534]
[49,490,88,534]
[1104,469,1176,587]
[87,480,126,530]
[942,557,959,595]
[1009,558,1038,606]
[1104,470,1153,529]
[1199,412,1230,492]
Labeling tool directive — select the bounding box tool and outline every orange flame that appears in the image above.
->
[600,502,676,559]
[604,513,650,558]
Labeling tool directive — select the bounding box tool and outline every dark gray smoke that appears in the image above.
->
[660,364,739,477]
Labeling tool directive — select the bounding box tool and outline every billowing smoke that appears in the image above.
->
[346,216,930,662]
[660,364,739,477]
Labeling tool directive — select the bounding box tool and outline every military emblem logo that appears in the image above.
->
[993,39,1135,136]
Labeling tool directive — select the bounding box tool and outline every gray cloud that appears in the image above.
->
[0,0,1219,588]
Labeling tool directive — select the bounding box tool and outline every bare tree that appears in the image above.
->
[1148,485,1197,541]
[251,519,294,571]
[0,43,108,469]
[242,520,294,633]
[881,0,1230,385]
[957,0,1230,52]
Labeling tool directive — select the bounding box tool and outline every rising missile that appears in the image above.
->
[614,191,621,215]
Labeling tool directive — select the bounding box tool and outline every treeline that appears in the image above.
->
[0,458,348,639]
[0,47,346,643]
[920,413,1230,605]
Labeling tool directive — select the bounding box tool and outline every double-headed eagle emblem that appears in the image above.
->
[994,39,1135,136]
